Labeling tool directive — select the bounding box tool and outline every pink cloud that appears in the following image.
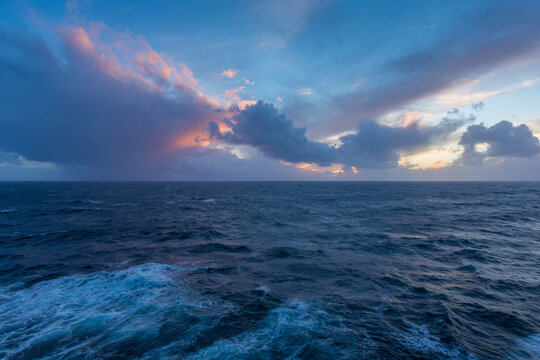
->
[223,86,245,98]
[220,69,238,78]
[59,24,205,98]
[64,26,94,53]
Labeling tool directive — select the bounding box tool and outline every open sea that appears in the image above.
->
[0,182,538,360]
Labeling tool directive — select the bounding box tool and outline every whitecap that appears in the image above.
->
[506,334,540,360]
[391,322,473,359]
[85,199,103,204]
[178,300,374,360]
[0,263,226,359]
[0,208,17,214]
[255,285,270,294]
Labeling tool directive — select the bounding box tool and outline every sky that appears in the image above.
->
[1,0,539,180]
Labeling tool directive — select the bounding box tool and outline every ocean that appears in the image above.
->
[0,182,538,359]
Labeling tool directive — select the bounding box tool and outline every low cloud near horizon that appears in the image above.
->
[211,102,539,172]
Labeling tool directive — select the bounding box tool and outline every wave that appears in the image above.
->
[1,262,536,359]
[0,263,224,359]
[506,334,540,360]
[0,208,17,214]
[177,300,375,360]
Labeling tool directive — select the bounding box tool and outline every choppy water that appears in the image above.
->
[0,182,539,360]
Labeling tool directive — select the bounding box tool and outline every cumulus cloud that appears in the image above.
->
[209,101,336,166]
[336,115,469,169]
[0,26,222,176]
[209,101,469,169]
[456,121,540,165]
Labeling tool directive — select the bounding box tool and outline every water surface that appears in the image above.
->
[0,182,539,359]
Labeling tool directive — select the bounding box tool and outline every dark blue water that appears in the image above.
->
[0,182,539,359]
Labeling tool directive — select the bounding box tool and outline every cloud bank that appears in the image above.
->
[0,26,222,176]
[210,101,472,169]
[457,121,540,165]
[336,115,469,169]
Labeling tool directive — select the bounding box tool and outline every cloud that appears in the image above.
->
[220,69,238,78]
[328,5,540,133]
[218,86,256,110]
[471,101,485,111]
[0,151,55,169]
[297,87,313,96]
[66,0,92,15]
[416,77,540,114]
[57,24,201,94]
[164,147,344,181]
[209,101,469,169]
[223,86,245,98]
[250,0,331,48]
[350,79,363,89]
[0,26,222,177]
[209,101,336,166]
[456,121,540,165]
[335,114,470,169]
[134,49,197,90]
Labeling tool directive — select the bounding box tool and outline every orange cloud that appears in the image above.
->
[429,160,448,169]
[219,87,256,109]
[57,22,237,160]
[223,86,245,98]
[237,100,257,110]
[402,111,423,128]
[135,49,175,83]
[279,161,345,174]
[398,147,459,170]
[61,24,262,120]
[59,26,162,92]
[171,121,232,151]
[59,24,206,98]
[65,27,94,53]
[172,128,211,150]
[220,69,238,78]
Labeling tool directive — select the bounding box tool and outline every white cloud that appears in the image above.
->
[297,87,313,96]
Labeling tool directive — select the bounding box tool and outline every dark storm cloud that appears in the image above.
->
[209,101,336,166]
[0,28,220,175]
[457,121,540,165]
[327,5,540,133]
[210,102,468,169]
